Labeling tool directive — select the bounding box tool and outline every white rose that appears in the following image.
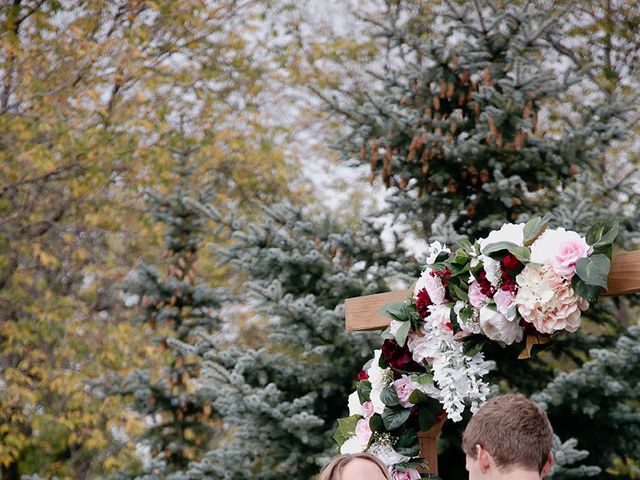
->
[479,306,523,345]
[348,391,364,417]
[407,332,432,364]
[478,223,525,251]
[530,228,589,265]
[340,435,367,454]
[370,385,385,414]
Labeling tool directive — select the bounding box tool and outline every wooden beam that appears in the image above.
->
[346,250,640,331]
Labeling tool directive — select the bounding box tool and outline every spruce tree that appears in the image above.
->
[109,146,225,477]
[189,202,415,480]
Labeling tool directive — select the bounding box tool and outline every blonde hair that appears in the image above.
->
[319,453,391,480]
[462,393,553,473]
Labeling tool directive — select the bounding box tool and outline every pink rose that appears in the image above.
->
[493,289,516,321]
[468,280,488,308]
[362,401,375,419]
[391,468,421,480]
[393,375,415,408]
[553,237,591,277]
[355,418,372,444]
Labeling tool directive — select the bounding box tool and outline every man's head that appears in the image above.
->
[462,393,554,479]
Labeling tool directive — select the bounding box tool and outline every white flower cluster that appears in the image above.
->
[409,305,492,421]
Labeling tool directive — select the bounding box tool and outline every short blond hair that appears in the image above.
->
[462,393,553,473]
[319,453,391,480]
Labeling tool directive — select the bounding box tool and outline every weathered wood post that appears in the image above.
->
[345,250,640,475]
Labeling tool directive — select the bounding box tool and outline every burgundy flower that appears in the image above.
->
[477,270,496,298]
[431,268,452,279]
[381,339,421,372]
[416,288,432,318]
[500,270,518,293]
[500,253,522,272]
[357,369,369,381]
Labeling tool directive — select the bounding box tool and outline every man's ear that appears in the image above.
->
[541,452,554,478]
[476,444,492,473]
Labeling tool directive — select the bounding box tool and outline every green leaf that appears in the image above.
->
[382,406,412,430]
[394,320,411,347]
[408,389,430,405]
[412,372,434,385]
[522,213,553,246]
[575,254,610,289]
[481,241,530,263]
[456,239,474,251]
[449,282,468,302]
[418,397,442,431]
[383,302,410,322]
[571,275,601,302]
[334,415,360,445]
[357,380,372,404]
[394,427,421,457]
[453,248,469,265]
[585,223,604,246]
[381,386,400,407]
[462,335,485,357]
[369,414,384,433]
[593,221,620,248]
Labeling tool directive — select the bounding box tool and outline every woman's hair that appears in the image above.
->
[319,453,391,480]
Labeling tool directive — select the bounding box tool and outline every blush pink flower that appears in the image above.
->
[355,418,372,445]
[362,401,375,419]
[393,375,415,408]
[468,280,488,308]
[391,468,421,480]
[516,265,589,334]
[493,289,516,321]
[553,237,591,277]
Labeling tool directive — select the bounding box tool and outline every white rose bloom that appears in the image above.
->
[480,254,501,287]
[340,435,367,454]
[479,306,523,345]
[348,391,364,417]
[407,333,432,364]
[530,228,586,265]
[478,223,525,251]
[367,350,385,388]
[370,385,385,414]
[428,304,452,330]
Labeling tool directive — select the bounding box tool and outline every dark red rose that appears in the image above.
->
[477,270,495,298]
[357,369,369,381]
[500,270,518,293]
[500,253,522,272]
[381,339,421,372]
[431,268,452,279]
[416,288,432,318]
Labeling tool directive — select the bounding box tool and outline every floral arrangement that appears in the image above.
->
[334,216,618,478]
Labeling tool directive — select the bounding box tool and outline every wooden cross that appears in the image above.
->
[345,250,640,475]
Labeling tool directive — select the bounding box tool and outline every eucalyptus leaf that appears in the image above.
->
[394,320,411,347]
[571,275,601,302]
[522,213,553,246]
[383,302,410,322]
[481,241,530,263]
[575,254,610,289]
